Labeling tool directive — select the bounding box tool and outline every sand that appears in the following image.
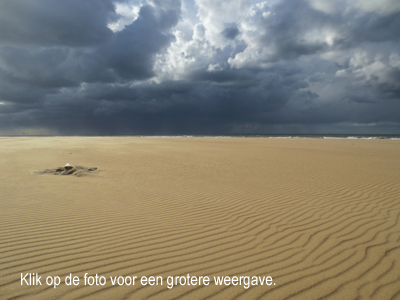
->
[0,137,399,300]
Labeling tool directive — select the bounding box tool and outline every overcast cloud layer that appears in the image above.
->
[0,0,399,135]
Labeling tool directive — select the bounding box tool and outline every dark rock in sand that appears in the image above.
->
[36,165,98,177]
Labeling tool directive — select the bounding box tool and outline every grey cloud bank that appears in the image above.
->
[0,0,399,135]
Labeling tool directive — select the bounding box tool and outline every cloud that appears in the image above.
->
[0,0,399,135]
[0,0,117,47]
[222,23,240,40]
[0,0,181,88]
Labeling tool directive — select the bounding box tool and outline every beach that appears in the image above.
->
[0,137,399,300]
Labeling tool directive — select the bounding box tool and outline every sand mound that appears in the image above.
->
[37,164,98,177]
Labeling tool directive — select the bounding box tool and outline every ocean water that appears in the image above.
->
[193,134,400,140]
[261,134,400,140]
[2,134,400,140]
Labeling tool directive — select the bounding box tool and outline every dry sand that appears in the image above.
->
[0,137,399,300]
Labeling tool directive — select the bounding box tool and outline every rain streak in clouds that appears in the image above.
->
[0,0,399,135]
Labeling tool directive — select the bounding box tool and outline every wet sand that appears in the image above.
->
[0,137,399,300]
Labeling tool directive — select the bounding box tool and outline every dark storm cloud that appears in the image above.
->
[222,23,240,40]
[100,4,180,80]
[0,64,310,134]
[0,0,117,46]
[254,0,400,60]
[338,11,400,47]
[0,0,399,135]
[0,1,180,89]
[0,47,79,89]
[251,0,331,60]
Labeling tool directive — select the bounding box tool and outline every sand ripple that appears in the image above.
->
[0,137,399,299]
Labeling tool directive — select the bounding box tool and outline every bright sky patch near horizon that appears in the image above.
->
[0,0,399,135]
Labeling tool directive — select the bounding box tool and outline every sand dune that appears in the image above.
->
[0,137,399,300]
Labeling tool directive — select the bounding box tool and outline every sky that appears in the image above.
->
[0,0,399,135]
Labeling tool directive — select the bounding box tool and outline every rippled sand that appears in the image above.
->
[1,137,399,300]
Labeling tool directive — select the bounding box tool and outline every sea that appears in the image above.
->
[2,134,400,140]
[152,134,400,140]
